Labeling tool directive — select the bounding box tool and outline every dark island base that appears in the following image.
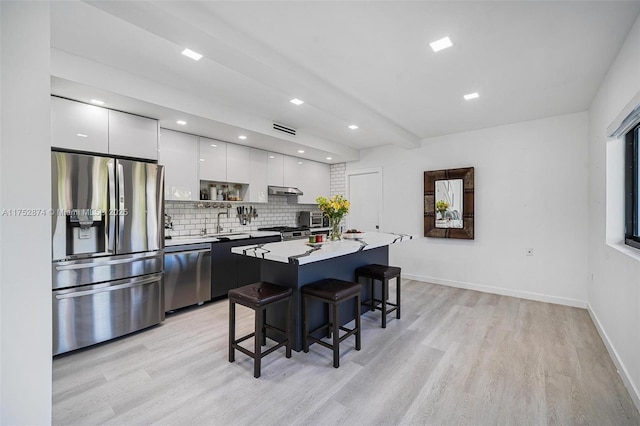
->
[257,245,389,351]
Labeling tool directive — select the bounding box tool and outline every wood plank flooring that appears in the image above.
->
[52,280,640,425]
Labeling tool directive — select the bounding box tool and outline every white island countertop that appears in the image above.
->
[231,232,412,265]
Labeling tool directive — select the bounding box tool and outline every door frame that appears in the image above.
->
[345,167,383,232]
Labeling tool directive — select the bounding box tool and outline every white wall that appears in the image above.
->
[0,2,52,424]
[587,14,640,408]
[347,112,589,307]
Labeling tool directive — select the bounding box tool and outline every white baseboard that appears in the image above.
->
[587,304,640,413]
[402,273,587,308]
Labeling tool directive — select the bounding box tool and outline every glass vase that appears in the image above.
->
[329,217,342,241]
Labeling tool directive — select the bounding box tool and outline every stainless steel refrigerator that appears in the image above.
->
[51,151,164,355]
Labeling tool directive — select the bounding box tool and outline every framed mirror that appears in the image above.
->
[424,167,474,239]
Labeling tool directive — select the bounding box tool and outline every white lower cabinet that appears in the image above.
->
[159,128,199,201]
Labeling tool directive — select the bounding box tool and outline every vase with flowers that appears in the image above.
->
[436,200,450,220]
[316,195,350,241]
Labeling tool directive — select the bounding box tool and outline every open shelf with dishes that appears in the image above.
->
[199,180,248,202]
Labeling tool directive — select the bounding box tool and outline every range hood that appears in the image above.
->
[268,185,303,196]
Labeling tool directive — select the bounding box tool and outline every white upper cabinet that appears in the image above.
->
[108,110,158,160]
[199,138,227,182]
[267,152,284,186]
[265,152,329,202]
[51,97,109,154]
[283,155,301,188]
[247,148,268,203]
[159,128,199,201]
[51,97,159,160]
[226,143,251,184]
[298,160,330,204]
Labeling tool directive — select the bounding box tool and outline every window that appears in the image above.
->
[625,123,640,249]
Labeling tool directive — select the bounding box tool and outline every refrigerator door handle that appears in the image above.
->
[117,162,125,252]
[107,159,116,253]
[54,273,163,299]
[54,253,160,271]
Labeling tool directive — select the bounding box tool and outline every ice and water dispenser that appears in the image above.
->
[64,208,106,256]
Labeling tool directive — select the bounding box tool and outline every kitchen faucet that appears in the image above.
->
[216,209,228,233]
[201,216,208,236]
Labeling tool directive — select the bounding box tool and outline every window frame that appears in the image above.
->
[625,123,640,249]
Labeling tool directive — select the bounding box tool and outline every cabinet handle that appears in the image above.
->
[166,249,211,256]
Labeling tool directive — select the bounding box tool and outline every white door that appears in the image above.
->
[346,168,382,232]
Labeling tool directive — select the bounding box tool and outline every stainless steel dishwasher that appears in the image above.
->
[164,243,211,311]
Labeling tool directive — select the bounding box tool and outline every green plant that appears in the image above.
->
[316,195,350,220]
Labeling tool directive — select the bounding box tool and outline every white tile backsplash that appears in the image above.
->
[330,163,346,196]
[164,195,320,237]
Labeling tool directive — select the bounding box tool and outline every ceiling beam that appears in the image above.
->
[86,0,421,149]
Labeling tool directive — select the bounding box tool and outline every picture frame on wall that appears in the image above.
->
[424,167,474,239]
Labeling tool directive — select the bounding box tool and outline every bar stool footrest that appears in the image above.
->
[233,340,289,359]
[362,298,398,315]
[306,324,358,348]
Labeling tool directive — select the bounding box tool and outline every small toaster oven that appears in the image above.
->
[298,211,325,228]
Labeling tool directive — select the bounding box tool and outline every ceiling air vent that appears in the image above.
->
[273,122,296,136]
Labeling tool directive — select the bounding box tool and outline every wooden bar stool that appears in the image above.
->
[228,282,292,378]
[355,264,401,328]
[302,278,362,368]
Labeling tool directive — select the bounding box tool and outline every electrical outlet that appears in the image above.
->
[526,248,534,256]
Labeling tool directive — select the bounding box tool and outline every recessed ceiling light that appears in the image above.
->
[77,133,88,138]
[199,158,205,162]
[181,48,203,61]
[429,36,453,52]
[326,157,332,160]
[348,124,359,130]
[176,120,187,125]
[290,98,304,106]
[298,161,303,165]
[210,144,217,147]
[238,135,247,140]
[269,155,275,159]
[297,150,305,153]
[463,92,480,100]
[90,99,104,106]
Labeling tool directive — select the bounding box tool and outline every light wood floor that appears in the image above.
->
[53,280,640,425]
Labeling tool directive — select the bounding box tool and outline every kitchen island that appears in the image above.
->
[231,232,411,351]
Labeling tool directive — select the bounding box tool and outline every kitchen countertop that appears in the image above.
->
[164,231,280,247]
[231,231,412,265]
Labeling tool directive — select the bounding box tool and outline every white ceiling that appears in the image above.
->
[50,1,640,163]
